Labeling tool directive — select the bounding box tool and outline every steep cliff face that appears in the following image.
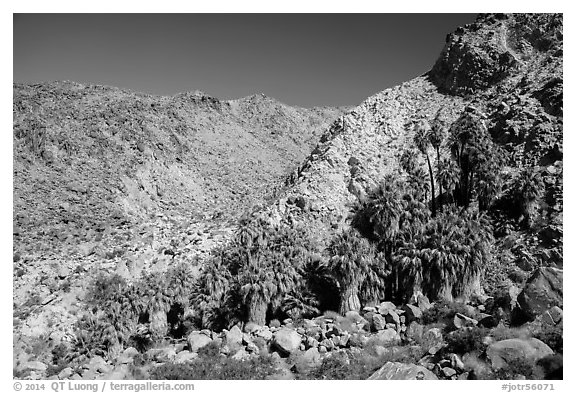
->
[262,13,562,246]
[430,13,563,95]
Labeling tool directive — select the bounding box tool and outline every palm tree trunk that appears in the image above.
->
[339,285,361,314]
[437,282,454,302]
[149,310,168,338]
[425,153,436,216]
[436,149,443,212]
[247,298,268,326]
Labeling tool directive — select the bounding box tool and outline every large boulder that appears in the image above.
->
[369,362,438,380]
[403,304,423,324]
[453,313,478,329]
[374,328,401,345]
[225,325,243,348]
[486,338,554,370]
[372,314,387,331]
[517,267,563,320]
[272,328,302,355]
[187,332,212,352]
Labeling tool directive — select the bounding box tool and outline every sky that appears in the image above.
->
[13,14,477,108]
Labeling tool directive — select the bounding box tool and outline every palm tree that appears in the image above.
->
[192,256,232,328]
[437,157,460,205]
[239,258,277,326]
[324,229,384,314]
[512,167,545,228]
[414,119,437,216]
[448,108,503,208]
[358,175,404,246]
[416,207,493,301]
[236,223,313,325]
[430,110,448,209]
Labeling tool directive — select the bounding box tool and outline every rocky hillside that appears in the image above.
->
[265,13,562,245]
[13,82,344,261]
[12,83,343,367]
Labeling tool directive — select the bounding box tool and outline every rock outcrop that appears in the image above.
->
[517,267,563,320]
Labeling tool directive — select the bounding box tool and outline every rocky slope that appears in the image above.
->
[13,82,344,368]
[13,82,345,261]
[263,13,562,246]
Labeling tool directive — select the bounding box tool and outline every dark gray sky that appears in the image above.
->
[14,14,477,107]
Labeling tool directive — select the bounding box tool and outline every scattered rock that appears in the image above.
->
[541,306,563,325]
[375,328,401,345]
[453,313,478,329]
[174,351,198,364]
[378,301,396,315]
[272,328,302,355]
[372,314,387,331]
[402,304,423,323]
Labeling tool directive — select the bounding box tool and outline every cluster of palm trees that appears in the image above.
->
[78,105,553,346]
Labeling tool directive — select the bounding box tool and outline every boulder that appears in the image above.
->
[417,294,432,312]
[23,361,47,372]
[273,328,302,355]
[225,325,243,348]
[255,328,273,341]
[517,267,562,319]
[58,367,74,379]
[187,332,212,352]
[231,348,250,361]
[375,328,401,345]
[478,314,499,328]
[442,367,457,378]
[244,322,262,334]
[385,310,401,325]
[116,347,139,364]
[406,322,424,342]
[422,328,444,354]
[453,313,478,329]
[403,304,423,323]
[369,362,438,380]
[372,314,387,331]
[541,306,563,325]
[486,338,554,370]
[378,301,396,315]
[174,351,198,364]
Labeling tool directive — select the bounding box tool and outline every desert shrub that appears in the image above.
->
[491,357,539,380]
[444,327,490,354]
[45,343,72,376]
[197,340,221,359]
[300,348,423,380]
[303,351,380,380]
[532,323,563,353]
[422,300,478,325]
[489,325,525,342]
[149,354,278,380]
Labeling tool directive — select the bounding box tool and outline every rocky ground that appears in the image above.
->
[15,267,562,380]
